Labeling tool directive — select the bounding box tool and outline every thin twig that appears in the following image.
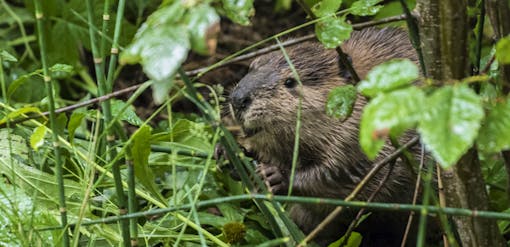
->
[481,53,496,74]
[0,83,143,128]
[299,136,420,246]
[185,14,406,77]
[400,145,426,247]
[340,159,397,247]
[436,165,450,247]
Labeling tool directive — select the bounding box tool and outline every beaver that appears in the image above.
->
[229,27,438,246]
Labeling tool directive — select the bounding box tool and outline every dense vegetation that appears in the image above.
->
[0,0,509,246]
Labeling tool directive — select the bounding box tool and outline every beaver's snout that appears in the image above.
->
[230,86,252,115]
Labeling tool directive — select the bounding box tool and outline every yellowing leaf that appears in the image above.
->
[30,126,47,151]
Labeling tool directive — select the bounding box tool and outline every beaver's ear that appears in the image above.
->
[338,54,353,82]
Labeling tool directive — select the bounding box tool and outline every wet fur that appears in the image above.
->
[231,28,435,246]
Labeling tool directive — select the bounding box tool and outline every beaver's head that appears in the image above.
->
[230,41,346,138]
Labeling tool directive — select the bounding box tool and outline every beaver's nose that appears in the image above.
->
[231,87,252,113]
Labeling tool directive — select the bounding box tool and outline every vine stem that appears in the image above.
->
[33,1,70,246]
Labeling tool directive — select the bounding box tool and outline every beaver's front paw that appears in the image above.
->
[256,163,288,195]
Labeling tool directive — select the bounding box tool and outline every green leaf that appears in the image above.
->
[326,85,357,121]
[0,50,17,62]
[121,24,189,81]
[55,114,68,137]
[358,59,419,97]
[496,35,510,64]
[311,0,342,17]
[110,99,143,126]
[131,125,165,204]
[185,4,220,55]
[68,112,85,144]
[7,75,29,98]
[360,87,425,159]
[30,126,47,151]
[222,0,254,25]
[0,129,85,213]
[121,3,191,102]
[350,0,383,16]
[315,16,353,49]
[478,99,510,153]
[418,85,484,168]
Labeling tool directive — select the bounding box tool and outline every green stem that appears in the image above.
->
[33,1,70,246]
[474,0,486,75]
[276,38,302,197]
[39,194,510,229]
[399,0,428,76]
[84,0,130,245]
[100,0,111,60]
[105,0,126,92]
[416,162,433,247]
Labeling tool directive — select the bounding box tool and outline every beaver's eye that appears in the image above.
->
[284,78,297,88]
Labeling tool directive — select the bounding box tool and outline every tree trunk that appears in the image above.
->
[416,0,506,246]
[486,0,510,201]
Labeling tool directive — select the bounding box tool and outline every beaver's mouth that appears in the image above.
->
[242,126,263,137]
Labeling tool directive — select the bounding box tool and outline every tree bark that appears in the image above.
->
[486,0,510,201]
[416,0,506,246]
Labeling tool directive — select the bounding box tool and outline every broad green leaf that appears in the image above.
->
[7,75,29,98]
[358,59,419,97]
[360,87,425,159]
[218,203,245,222]
[110,99,143,126]
[121,24,189,82]
[478,99,510,153]
[30,126,47,151]
[6,68,46,103]
[131,125,165,204]
[68,112,85,144]
[185,4,220,55]
[0,130,84,211]
[222,0,254,25]
[311,0,342,17]
[496,35,510,64]
[121,2,191,104]
[326,85,357,121]
[49,22,80,66]
[350,0,383,16]
[0,50,17,62]
[55,114,68,137]
[152,118,213,152]
[418,85,484,168]
[316,16,352,49]
[0,182,57,246]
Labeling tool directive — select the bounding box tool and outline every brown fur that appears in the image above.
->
[230,28,437,246]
